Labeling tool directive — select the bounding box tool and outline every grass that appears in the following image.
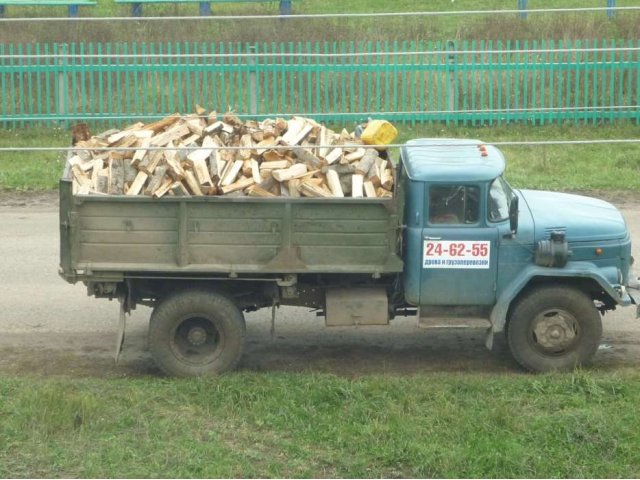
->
[0,127,67,191]
[1,122,639,192]
[0,0,638,43]
[1,370,640,477]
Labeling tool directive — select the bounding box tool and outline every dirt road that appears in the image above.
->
[1,191,639,377]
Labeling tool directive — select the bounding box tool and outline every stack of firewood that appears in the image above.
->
[68,111,395,199]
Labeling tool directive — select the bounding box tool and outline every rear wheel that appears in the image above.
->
[507,285,602,372]
[149,290,246,377]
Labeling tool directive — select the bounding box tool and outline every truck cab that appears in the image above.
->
[401,138,636,371]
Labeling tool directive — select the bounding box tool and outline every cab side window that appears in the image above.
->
[429,185,480,225]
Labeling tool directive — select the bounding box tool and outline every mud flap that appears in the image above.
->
[485,328,494,351]
[115,295,127,363]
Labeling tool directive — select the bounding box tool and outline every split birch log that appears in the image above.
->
[326,170,344,197]
[351,174,364,198]
[220,160,244,186]
[380,168,394,191]
[247,185,276,197]
[126,171,149,196]
[152,178,174,198]
[184,170,204,196]
[363,181,377,198]
[221,176,255,195]
[272,163,308,182]
[299,180,332,198]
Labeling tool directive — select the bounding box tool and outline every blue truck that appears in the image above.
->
[60,138,638,376]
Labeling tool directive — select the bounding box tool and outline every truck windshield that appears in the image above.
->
[488,176,512,222]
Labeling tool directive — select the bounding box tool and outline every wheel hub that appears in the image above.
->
[186,326,208,346]
[533,310,578,351]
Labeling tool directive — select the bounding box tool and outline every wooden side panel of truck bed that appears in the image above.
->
[59,179,404,282]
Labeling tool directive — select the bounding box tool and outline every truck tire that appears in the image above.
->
[506,285,602,372]
[148,290,246,377]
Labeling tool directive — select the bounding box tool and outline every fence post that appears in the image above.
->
[56,43,69,128]
[279,0,292,16]
[199,2,211,16]
[132,2,142,17]
[249,45,258,116]
[607,0,616,19]
[446,40,457,123]
[518,0,528,19]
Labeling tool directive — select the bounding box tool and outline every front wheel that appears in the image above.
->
[507,285,602,372]
[149,290,246,377]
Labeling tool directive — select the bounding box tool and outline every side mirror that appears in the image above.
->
[509,195,519,235]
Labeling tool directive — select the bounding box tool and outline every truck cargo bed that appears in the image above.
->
[59,178,404,282]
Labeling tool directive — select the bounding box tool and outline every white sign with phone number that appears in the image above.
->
[423,240,491,269]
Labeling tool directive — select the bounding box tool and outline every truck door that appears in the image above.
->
[420,184,498,305]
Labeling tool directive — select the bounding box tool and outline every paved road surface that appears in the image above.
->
[1,192,638,377]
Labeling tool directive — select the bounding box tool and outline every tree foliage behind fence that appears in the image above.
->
[1,39,638,128]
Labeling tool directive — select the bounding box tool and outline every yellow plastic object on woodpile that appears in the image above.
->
[361,120,398,148]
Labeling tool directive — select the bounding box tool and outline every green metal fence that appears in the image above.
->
[0,39,638,127]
